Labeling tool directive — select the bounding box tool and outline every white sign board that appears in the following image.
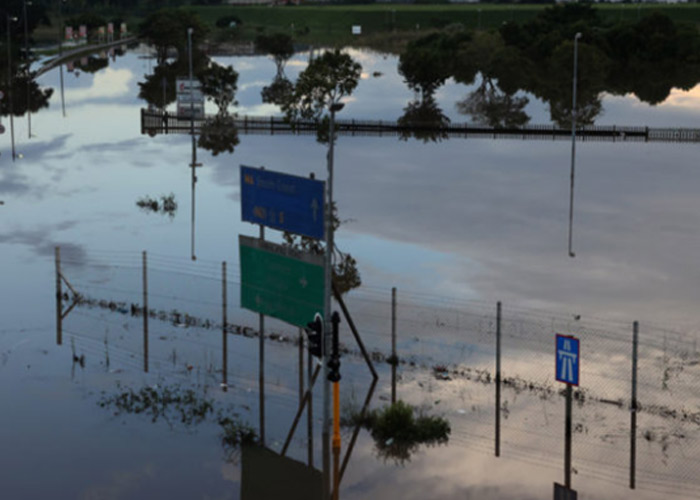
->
[352,25,361,35]
[176,77,205,119]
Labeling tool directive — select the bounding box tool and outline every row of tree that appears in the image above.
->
[397,4,700,130]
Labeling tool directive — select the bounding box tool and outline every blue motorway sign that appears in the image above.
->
[241,166,325,239]
[556,334,580,386]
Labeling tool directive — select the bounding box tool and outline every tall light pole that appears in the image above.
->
[323,100,343,500]
[568,32,582,258]
[187,27,200,261]
[23,0,31,139]
[7,14,18,162]
[57,0,66,117]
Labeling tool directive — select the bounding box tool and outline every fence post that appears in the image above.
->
[630,320,639,489]
[299,328,304,405]
[259,225,266,445]
[308,333,314,467]
[142,251,148,373]
[495,301,501,457]
[222,261,228,389]
[391,287,397,404]
[55,247,62,345]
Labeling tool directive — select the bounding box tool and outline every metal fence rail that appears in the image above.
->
[140,109,700,144]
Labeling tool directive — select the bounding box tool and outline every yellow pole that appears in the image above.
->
[332,381,341,500]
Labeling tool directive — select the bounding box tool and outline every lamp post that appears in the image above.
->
[58,0,66,117]
[568,32,582,258]
[187,27,200,261]
[23,0,31,139]
[323,100,343,500]
[7,14,18,162]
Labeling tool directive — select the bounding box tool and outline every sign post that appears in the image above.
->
[555,334,580,496]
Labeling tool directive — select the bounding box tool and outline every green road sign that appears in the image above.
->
[239,235,325,328]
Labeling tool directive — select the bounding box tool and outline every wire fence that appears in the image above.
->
[55,246,700,498]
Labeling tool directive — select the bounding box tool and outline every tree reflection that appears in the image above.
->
[456,76,529,129]
[197,114,240,156]
[0,63,53,119]
[257,33,295,108]
[398,7,700,127]
[397,95,451,143]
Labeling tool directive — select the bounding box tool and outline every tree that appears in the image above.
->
[255,33,294,75]
[282,48,361,124]
[282,49,363,294]
[199,62,238,117]
[139,9,208,63]
[282,203,361,295]
[398,33,460,99]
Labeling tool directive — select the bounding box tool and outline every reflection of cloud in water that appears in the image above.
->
[63,67,134,103]
[0,225,87,264]
[239,80,268,92]
[660,84,700,110]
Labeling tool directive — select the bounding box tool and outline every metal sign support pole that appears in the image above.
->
[259,225,265,446]
[495,301,501,457]
[565,384,572,488]
[630,321,638,489]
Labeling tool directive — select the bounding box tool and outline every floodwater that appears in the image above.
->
[1,44,700,499]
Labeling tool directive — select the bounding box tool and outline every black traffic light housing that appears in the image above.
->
[305,313,323,359]
[328,311,341,382]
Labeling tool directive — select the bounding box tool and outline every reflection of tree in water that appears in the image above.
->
[397,95,451,143]
[257,34,295,108]
[0,70,54,118]
[136,193,178,219]
[198,62,240,156]
[261,74,293,107]
[397,6,700,128]
[73,55,109,74]
[456,76,529,129]
[349,401,450,466]
[198,114,240,156]
[99,384,257,465]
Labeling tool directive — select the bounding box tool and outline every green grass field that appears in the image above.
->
[192,3,700,46]
[31,4,700,49]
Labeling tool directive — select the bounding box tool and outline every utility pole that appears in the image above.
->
[7,14,18,161]
[23,0,31,139]
[187,27,200,261]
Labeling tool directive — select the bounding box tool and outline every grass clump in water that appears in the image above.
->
[353,400,450,464]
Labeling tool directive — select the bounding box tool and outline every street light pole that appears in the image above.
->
[58,0,66,117]
[323,100,343,500]
[187,27,199,261]
[23,0,31,139]
[568,32,582,258]
[7,14,17,162]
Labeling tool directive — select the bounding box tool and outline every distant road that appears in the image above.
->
[36,37,137,78]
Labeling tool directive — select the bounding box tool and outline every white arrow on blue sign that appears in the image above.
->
[556,334,580,386]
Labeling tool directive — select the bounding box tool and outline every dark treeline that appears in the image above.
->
[397,4,700,132]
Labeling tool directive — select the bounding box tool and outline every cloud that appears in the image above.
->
[63,67,134,104]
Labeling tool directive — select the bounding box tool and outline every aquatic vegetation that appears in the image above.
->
[351,400,450,465]
[98,383,258,463]
[136,194,178,218]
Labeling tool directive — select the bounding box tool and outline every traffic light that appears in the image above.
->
[305,313,323,359]
[328,311,341,382]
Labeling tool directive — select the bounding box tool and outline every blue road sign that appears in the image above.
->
[241,166,325,239]
[556,334,580,386]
